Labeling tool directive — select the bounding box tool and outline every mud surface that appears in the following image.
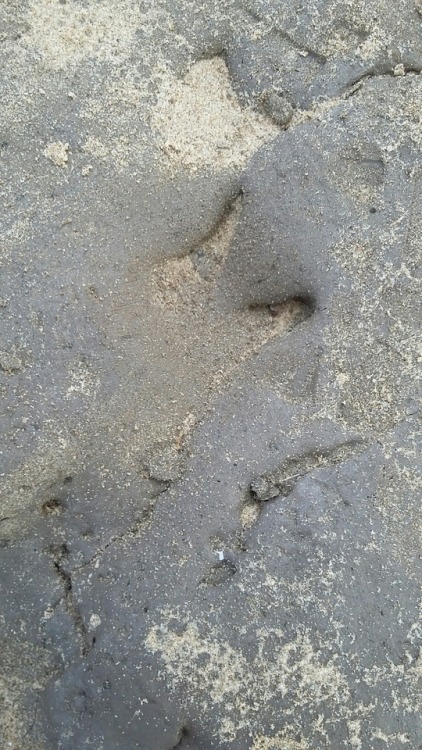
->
[1,2,421,748]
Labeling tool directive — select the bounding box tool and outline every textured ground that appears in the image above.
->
[0,1,421,748]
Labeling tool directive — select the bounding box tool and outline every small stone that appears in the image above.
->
[0,350,22,373]
[393,63,405,77]
[250,476,279,502]
[89,613,102,630]
[261,89,295,127]
[44,141,69,167]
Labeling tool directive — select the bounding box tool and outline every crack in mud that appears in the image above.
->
[49,544,91,657]
[73,498,158,574]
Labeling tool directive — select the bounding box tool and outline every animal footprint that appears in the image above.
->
[150,190,312,398]
[97,189,314,483]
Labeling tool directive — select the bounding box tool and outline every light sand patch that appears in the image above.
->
[26,0,142,68]
[66,358,99,400]
[0,639,53,750]
[44,140,69,167]
[252,734,308,750]
[151,56,279,174]
[146,617,349,743]
[240,499,261,529]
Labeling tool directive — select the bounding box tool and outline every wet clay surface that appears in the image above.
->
[1,2,421,748]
